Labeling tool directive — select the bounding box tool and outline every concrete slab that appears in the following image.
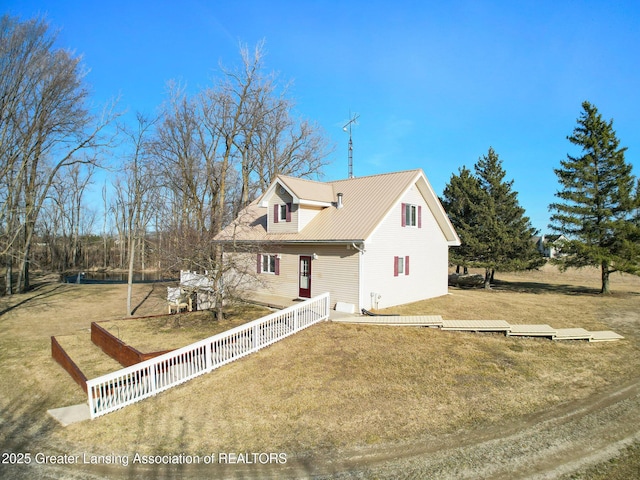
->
[328,310,358,321]
[47,403,90,426]
[589,331,625,342]
[244,292,300,310]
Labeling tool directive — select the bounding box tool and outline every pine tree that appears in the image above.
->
[442,148,541,289]
[473,147,541,287]
[549,101,640,294]
[441,166,484,270]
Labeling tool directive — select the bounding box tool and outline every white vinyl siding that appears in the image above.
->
[234,245,360,309]
[268,190,298,233]
[298,205,324,231]
[362,184,448,309]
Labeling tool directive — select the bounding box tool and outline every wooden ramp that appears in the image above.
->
[508,324,557,337]
[553,328,592,341]
[440,320,511,332]
[331,313,623,343]
[332,315,443,327]
[588,331,625,342]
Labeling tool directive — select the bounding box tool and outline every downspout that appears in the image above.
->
[352,242,365,312]
[351,242,365,254]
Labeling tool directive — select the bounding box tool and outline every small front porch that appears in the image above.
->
[244,291,357,321]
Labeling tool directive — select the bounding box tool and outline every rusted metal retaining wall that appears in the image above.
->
[51,336,88,393]
[91,322,171,367]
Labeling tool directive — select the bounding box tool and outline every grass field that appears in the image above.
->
[0,265,638,478]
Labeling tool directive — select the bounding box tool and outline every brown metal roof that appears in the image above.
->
[276,175,335,204]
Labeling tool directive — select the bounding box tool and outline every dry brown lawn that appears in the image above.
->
[0,265,638,476]
[97,304,271,354]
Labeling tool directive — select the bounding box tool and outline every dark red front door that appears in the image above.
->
[299,256,312,298]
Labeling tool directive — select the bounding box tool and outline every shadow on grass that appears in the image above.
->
[0,392,58,480]
[0,283,67,318]
[130,282,156,316]
[491,279,602,296]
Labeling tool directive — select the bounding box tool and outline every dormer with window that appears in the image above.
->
[262,176,335,234]
[268,186,297,233]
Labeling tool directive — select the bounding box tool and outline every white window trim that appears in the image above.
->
[394,255,410,276]
[278,204,288,222]
[405,204,418,227]
[262,254,278,274]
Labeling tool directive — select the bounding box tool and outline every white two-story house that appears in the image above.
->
[214,169,460,311]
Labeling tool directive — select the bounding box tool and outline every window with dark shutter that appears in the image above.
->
[403,203,419,227]
[394,255,409,276]
[259,254,279,274]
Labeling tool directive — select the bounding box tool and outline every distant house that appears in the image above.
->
[214,169,461,311]
[533,234,567,258]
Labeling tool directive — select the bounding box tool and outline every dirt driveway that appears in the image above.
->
[310,377,640,479]
[194,376,639,479]
[6,376,636,479]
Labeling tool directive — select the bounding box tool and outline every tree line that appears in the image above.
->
[2,15,638,301]
[1,15,330,300]
[442,101,639,294]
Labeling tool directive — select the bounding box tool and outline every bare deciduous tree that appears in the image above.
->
[0,15,119,294]
[114,113,159,315]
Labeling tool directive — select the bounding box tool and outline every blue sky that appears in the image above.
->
[5,0,639,232]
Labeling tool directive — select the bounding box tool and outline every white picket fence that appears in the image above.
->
[87,292,331,419]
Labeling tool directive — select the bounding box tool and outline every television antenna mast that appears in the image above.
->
[343,113,359,178]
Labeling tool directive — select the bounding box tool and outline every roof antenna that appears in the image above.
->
[343,112,359,178]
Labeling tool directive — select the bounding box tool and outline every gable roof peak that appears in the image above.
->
[270,174,335,205]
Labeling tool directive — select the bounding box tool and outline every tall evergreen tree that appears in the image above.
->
[442,148,541,289]
[473,147,541,287]
[441,166,484,270]
[549,101,640,294]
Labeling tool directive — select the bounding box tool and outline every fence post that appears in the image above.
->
[87,383,94,419]
[206,342,212,372]
[149,363,157,395]
[253,323,259,350]
[324,292,330,319]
